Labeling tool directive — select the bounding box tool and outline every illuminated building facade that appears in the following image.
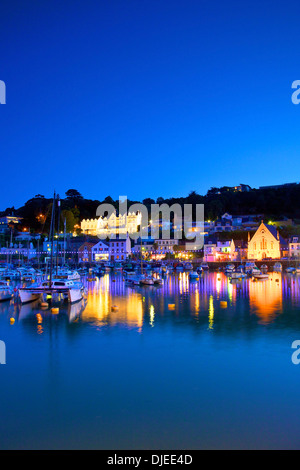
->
[289,236,300,258]
[204,238,235,262]
[247,222,286,260]
[81,212,142,236]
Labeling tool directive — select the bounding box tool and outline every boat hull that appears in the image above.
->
[19,290,41,304]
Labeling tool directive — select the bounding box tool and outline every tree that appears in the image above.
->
[62,210,76,232]
[142,198,155,206]
[65,189,83,200]
[104,196,115,205]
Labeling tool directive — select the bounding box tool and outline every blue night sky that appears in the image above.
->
[1,0,300,210]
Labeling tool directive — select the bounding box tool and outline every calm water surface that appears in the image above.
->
[1,271,300,449]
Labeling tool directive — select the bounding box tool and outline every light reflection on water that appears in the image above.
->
[1,272,300,449]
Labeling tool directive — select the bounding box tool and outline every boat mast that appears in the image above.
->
[63,217,66,266]
[49,191,56,286]
[55,195,61,276]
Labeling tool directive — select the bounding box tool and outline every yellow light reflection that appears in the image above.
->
[149,305,155,327]
[208,295,214,330]
[249,272,283,324]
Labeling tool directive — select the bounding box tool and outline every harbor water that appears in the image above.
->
[1,271,300,449]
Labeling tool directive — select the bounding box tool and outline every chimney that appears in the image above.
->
[248,232,250,242]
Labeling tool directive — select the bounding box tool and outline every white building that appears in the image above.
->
[107,235,131,261]
[0,245,37,260]
[204,239,235,262]
[92,240,109,261]
[81,212,142,237]
[155,239,177,255]
[289,236,300,258]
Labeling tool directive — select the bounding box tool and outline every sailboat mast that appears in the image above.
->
[63,218,66,266]
[49,191,56,286]
[55,195,61,276]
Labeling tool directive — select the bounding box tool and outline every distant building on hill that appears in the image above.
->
[81,212,142,236]
[259,182,299,190]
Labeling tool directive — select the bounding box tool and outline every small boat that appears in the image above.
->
[251,266,261,275]
[245,261,256,274]
[273,262,282,272]
[0,281,14,301]
[286,267,296,274]
[230,271,247,279]
[114,262,123,272]
[184,262,193,271]
[196,266,203,274]
[19,279,85,304]
[174,263,184,272]
[189,271,199,280]
[201,263,209,270]
[225,264,235,273]
[140,275,154,286]
[252,271,269,280]
[55,269,81,281]
[260,264,268,271]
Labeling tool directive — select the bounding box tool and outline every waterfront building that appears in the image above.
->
[132,238,177,259]
[0,245,36,260]
[232,239,248,261]
[289,236,300,259]
[204,237,235,262]
[43,240,66,254]
[247,222,287,260]
[107,234,131,261]
[155,239,177,255]
[78,241,98,263]
[132,238,155,256]
[91,240,109,261]
[81,211,142,236]
[203,239,217,262]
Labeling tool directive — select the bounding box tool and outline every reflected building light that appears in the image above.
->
[227,280,233,302]
[194,286,200,314]
[216,275,221,296]
[208,295,214,330]
[149,305,155,327]
[249,273,283,325]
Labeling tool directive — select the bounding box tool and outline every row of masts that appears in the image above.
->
[49,191,67,284]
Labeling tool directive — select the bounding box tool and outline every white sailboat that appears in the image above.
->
[18,192,85,305]
[0,281,14,302]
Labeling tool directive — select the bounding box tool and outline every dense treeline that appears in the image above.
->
[1,185,300,234]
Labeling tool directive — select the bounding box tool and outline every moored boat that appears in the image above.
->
[18,279,85,304]
[273,262,282,272]
[189,271,199,280]
[252,271,269,280]
[286,267,296,274]
[0,281,14,301]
